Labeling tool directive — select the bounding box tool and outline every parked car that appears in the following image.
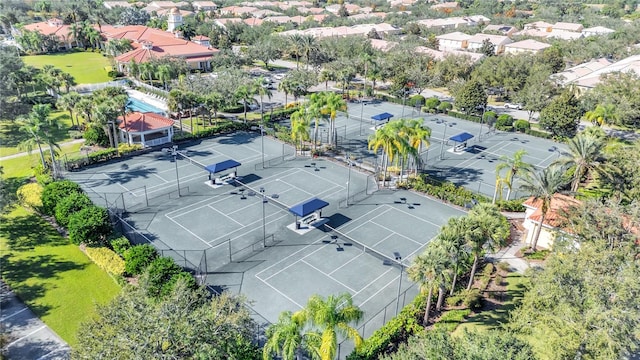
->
[504,102,523,110]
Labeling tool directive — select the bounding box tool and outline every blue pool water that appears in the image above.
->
[127,97,166,115]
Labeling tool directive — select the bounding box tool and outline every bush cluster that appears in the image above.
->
[54,192,93,227]
[407,175,487,207]
[140,256,196,298]
[41,180,83,215]
[65,144,144,171]
[83,125,110,147]
[262,106,299,122]
[110,236,131,255]
[16,183,43,211]
[513,119,530,132]
[347,293,427,360]
[432,309,471,332]
[446,110,482,123]
[84,246,125,276]
[494,199,526,212]
[68,205,112,245]
[495,114,514,130]
[123,244,158,276]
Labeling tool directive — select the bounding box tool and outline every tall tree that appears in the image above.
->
[539,90,581,138]
[408,246,448,324]
[553,133,611,192]
[494,149,532,201]
[57,91,81,128]
[454,79,486,114]
[291,109,311,154]
[263,311,320,360]
[584,104,618,126]
[518,165,569,250]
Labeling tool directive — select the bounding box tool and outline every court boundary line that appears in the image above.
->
[300,259,356,292]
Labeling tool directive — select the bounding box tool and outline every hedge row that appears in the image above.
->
[447,110,482,123]
[347,293,427,360]
[263,106,300,122]
[85,246,125,276]
[65,144,145,171]
[173,121,250,142]
[446,110,554,140]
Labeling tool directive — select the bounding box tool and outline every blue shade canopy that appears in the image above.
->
[205,160,241,174]
[371,112,394,121]
[449,132,474,143]
[289,198,329,217]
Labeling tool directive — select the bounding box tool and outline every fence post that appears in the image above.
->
[228,239,232,263]
[121,195,126,212]
[144,186,149,207]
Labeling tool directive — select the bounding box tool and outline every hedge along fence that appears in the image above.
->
[84,246,126,276]
[173,121,251,142]
[446,110,554,140]
[347,293,427,360]
[262,106,300,123]
[63,143,146,171]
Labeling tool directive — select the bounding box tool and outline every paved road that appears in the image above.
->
[1,281,70,359]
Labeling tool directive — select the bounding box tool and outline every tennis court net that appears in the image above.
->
[322,224,404,268]
[177,151,207,170]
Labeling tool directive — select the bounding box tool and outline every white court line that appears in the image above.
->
[300,259,355,292]
[5,325,46,348]
[35,347,71,360]
[298,167,349,189]
[370,232,398,248]
[357,273,402,307]
[256,235,329,280]
[449,141,514,174]
[207,206,244,226]
[387,205,443,228]
[328,252,365,275]
[207,212,290,246]
[337,208,393,236]
[536,151,559,167]
[352,267,396,298]
[163,214,211,247]
[0,307,27,321]
[275,179,315,197]
[257,277,304,309]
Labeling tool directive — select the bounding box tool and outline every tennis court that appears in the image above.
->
[63,131,465,356]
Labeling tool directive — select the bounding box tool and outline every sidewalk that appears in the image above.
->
[0,139,85,162]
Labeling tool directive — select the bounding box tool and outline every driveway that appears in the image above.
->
[1,281,70,360]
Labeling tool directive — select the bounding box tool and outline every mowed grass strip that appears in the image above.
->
[0,206,121,346]
[0,141,85,179]
[22,52,112,84]
[0,111,78,157]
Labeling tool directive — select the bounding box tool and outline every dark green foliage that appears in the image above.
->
[454,80,486,114]
[172,122,250,142]
[494,199,526,212]
[432,309,471,332]
[524,128,552,139]
[347,294,427,360]
[513,119,531,132]
[539,91,581,138]
[408,95,425,107]
[140,256,187,298]
[41,180,83,215]
[424,97,440,112]
[495,114,514,130]
[67,205,112,245]
[407,175,488,207]
[123,244,158,276]
[65,146,145,171]
[83,125,109,147]
[437,101,452,112]
[461,288,483,310]
[447,110,481,123]
[381,329,535,360]
[109,236,131,255]
[54,192,93,227]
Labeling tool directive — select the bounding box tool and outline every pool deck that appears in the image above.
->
[127,89,169,112]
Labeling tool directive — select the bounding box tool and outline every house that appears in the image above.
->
[101,24,219,72]
[547,30,583,40]
[415,46,484,62]
[524,21,553,32]
[142,1,188,14]
[582,26,615,37]
[559,54,640,90]
[192,1,218,11]
[370,38,398,52]
[192,35,210,47]
[552,58,613,85]
[20,18,75,49]
[279,23,401,38]
[103,1,133,9]
[118,111,175,148]
[503,39,551,55]
[552,22,583,33]
[219,6,259,16]
[435,31,472,51]
[523,194,581,249]
[466,33,512,54]
[483,24,517,37]
[430,2,459,11]
[415,15,489,29]
[325,3,364,15]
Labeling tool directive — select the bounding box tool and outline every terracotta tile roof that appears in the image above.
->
[524,194,581,228]
[118,112,174,132]
[192,35,209,41]
[22,20,72,38]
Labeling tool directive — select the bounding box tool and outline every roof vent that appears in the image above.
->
[141,41,153,50]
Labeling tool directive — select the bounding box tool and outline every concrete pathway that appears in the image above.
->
[0,139,85,162]
[1,281,70,359]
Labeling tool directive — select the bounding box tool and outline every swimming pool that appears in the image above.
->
[127,97,166,115]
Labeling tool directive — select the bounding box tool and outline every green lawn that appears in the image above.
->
[0,111,79,157]
[22,52,112,84]
[1,141,84,179]
[0,206,121,346]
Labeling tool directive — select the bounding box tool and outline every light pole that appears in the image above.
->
[260,125,265,169]
[163,145,181,197]
[478,105,485,142]
[260,187,266,247]
[345,156,355,206]
[394,252,403,316]
[439,119,449,160]
[401,88,408,119]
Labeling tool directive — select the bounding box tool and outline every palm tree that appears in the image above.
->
[17,113,47,170]
[519,165,568,251]
[139,62,155,86]
[235,84,256,123]
[314,92,347,147]
[75,97,93,125]
[288,34,304,69]
[434,216,475,295]
[57,92,81,127]
[300,293,363,360]
[466,203,510,289]
[168,90,185,132]
[68,22,84,48]
[58,72,76,94]
[263,311,320,360]
[84,25,102,50]
[494,149,532,201]
[156,64,172,91]
[255,77,272,122]
[368,125,400,188]
[408,247,448,325]
[291,109,311,154]
[202,92,224,126]
[553,134,611,192]
[300,34,318,69]
[404,118,431,174]
[585,104,618,126]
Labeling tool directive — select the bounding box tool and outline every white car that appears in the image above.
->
[504,102,523,110]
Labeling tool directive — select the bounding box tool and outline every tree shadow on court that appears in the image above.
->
[424,166,484,185]
[179,149,215,158]
[218,132,258,145]
[101,167,160,186]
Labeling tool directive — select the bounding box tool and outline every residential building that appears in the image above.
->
[582,26,615,37]
[101,25,219,71]
[552,58,612,85]
[435,31,472,51]
[370,38,398,52]
[558,54,640,90]
[192,1,218,11]
[503,39,551,55]
[483,24,517,37]
[192,35,210,47]
[430,2,459,11]
[167,7,183,32]
[415,15,490,29]
[552,21,583,33]
[524,21,553,32]
[103,1,132,9]
[20,18,75,49]
[219,6,259,16]
[547,30,583,41]
[118,111,175,148]
[279,23,401,38]
[523,194,581,249]
[467,33,512,54]
[415,46,484,62]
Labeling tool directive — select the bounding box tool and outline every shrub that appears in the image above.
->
[495,274,503,286]
[347,293,426,360]
[54,192,93,227]
[495,114,514,130]
[483,110,497,121]
[445,293,463,307]
[525,128,552,139]
[433,309,471,332]
[68,205,112,246]
[118,143,143,154]
[41,180,83,215]
[407,175,488,207]
[461,289,483,309]
[83,125,109,147]
[16,183,43,211]
[497,261,511,272]
[424,97,440,112]
[172,121,250,143]
[123,244,158,275]
[140,256,185,298]
[84,246,125,276]
[110,236,131,255]
[437,101,453,113]
[482,263,494,277]
[495,199,526,212]
[513,119,530,132]
[408,95,425,107]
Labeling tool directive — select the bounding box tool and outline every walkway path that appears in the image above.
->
[0,139,85,162]
[1,281,70,359]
